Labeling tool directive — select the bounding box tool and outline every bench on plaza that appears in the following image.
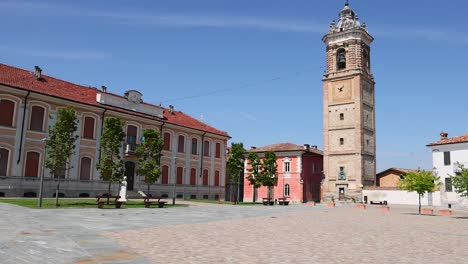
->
[96,195,122,209]
[278,197,290,206]
[370,200,387,205]
[140,196,167,208]
[262,197,274,206]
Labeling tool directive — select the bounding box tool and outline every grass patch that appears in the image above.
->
[0,198,187,209]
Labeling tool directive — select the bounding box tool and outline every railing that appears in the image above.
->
[124,143,138,155]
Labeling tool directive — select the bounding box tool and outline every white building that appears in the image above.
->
[427,132,468,208]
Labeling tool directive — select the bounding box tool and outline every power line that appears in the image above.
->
[160,65,324,103]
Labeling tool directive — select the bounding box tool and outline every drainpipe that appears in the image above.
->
[97,108,107,162]
[198,131,207,198]
[159,122,166,164]
[17,91,31,164]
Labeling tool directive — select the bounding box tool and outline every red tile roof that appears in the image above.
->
[248,142,323,155]
[427,134,468,146]
[0,63,229,137]
[377,168,415,176]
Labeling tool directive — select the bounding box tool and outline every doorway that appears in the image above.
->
[339,187,345,201]
[124,161,135,191]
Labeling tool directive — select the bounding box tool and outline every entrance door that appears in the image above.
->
[125,161,135,191]
[339,188,345,201]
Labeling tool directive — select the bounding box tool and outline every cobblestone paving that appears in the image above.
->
[1,201,467,263]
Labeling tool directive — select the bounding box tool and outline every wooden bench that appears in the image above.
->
[278,197,290,206]
[96,195,122,209]
[262,197,274,206]
[370,200,387,205]
[143,196,167,208]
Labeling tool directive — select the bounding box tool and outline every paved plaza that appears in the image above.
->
[0,201,467,264]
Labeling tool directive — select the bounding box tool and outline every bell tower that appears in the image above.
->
[322,1,376,202]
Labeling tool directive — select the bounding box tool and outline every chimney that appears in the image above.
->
[101,85,107,93]
[169,105,174,114]
[34,66,42,79]
[251,146,256,150]
[311,145,318,150]
[440,131,448,140]
[304,144,310,151]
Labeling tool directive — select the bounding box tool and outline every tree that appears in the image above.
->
[45,107,79,207]
[259,151,278,201]
[97,117,125,199]
[136,129,163,195]
[227,142,245,204]
[398,170,440,214]
[246,152,262,203]
[451,163,468,197]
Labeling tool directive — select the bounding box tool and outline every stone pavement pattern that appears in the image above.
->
[1,201,467,263]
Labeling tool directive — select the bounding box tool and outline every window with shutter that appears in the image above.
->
[0,99,15,127]
[163,133,171,151]
[29,106,45,131]
[190,168,196,185]
[83,117,95,139]
[191,138,198,155]
[176,167,183,184]
[214,171,220,186]
[25,152,40,177]
[203,169,209,185]
[203,141,210,157]
[215,143,221,158]
[0,148,9,176]
[178,135,185,153]
[162,165,169,184]
[80,157,91,180]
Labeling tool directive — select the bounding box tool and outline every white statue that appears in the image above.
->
[118,176,128,202]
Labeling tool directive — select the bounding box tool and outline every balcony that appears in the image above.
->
[124,143,138,156]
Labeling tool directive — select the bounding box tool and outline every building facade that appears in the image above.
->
[376,168,413,188]
[322,2,376,202]
[0,64,230,199]
[427,132,468,208]
[243,143,323,203]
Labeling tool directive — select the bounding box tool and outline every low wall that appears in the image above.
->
[363,189,441,206]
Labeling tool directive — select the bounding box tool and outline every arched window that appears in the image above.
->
[25,151,40,177]
[215,143,221,158]
[191,138,198,155]
[0,148,9,176]
[203,141,210,157]
[178,135,185,153]
[363,49,370,69]
[80,157,92,181]
[214,170,220,186]
[203,169,209,186]
[336,48,346,70]
[0,99,15,127]
[29,106,45,131]
[83,116,95,139]
[163,132,171,151]
[284,184,290,197]
[161,165,169,184]
[176,167,183,184]
[190,168,197,185]
[126,125,138,145]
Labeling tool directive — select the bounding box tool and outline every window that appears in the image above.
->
[0,148,9,176]
[336,48,346,70]
[29,106,45,131]
[340,138,344,145]
[191,138,198,155]
[284,184,290,197]
[214,171,220,186]
[0,99,15,127]
[284,162,290,172]
[203,169,209,186]
[163,133,171,151]
[178,135,185,153]
[445,178,452,192]
[366,139,370,146]
[340,113,344,120]
[25,151,40,177]
[338,166,346,180]
[363,49,370,69]
[161,165,169,184]
[80,157,91,181]
[444,152,451,166]
[203,141,210,157]
[126,125,137,145]
[83,117,95,139]
[311,163,315,173]
[190,168,197,185]
[215,143,221,158]
[176,167,183,184]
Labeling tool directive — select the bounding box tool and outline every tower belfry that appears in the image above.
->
[322,2,376,202]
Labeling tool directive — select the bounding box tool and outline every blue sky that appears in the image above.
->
[1,0,467,171]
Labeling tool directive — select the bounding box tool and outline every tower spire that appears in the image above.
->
[345,0,349,6]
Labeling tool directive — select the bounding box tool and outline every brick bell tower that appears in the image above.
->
[322,1,376,202]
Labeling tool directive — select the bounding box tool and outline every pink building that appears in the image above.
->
[243,143,323,203]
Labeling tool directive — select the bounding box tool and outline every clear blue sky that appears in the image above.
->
[1,0,467,171]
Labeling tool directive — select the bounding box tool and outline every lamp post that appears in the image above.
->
[360,184,364,204]
[38,137,49,208]
[172,156,176,205]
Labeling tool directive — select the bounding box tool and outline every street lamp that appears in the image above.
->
[172,157,176,205]
[38,137,49,208]
[360,184,364,204]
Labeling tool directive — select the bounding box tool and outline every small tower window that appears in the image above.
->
[363,49,370,69]
[340,113,344,120]
[340,138,344,145]
[337,49,346,70]
[338,166,346,180]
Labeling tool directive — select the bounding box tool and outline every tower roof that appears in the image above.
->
[328,1,367,34]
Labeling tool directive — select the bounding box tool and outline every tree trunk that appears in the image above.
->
[418,193,421,214]
[107,181,111,205]
[253,187,257,203]
[55,177,61,207]
[147,183,150,196]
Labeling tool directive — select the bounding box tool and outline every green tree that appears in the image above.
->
[136,129,163,195]
[398,170,441,214]
[97,117,125,199]
[45,107,79,207]
[451,163,468,197]
[227,142,245,204]
[246,152,262,203]
[259,151,278,201]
